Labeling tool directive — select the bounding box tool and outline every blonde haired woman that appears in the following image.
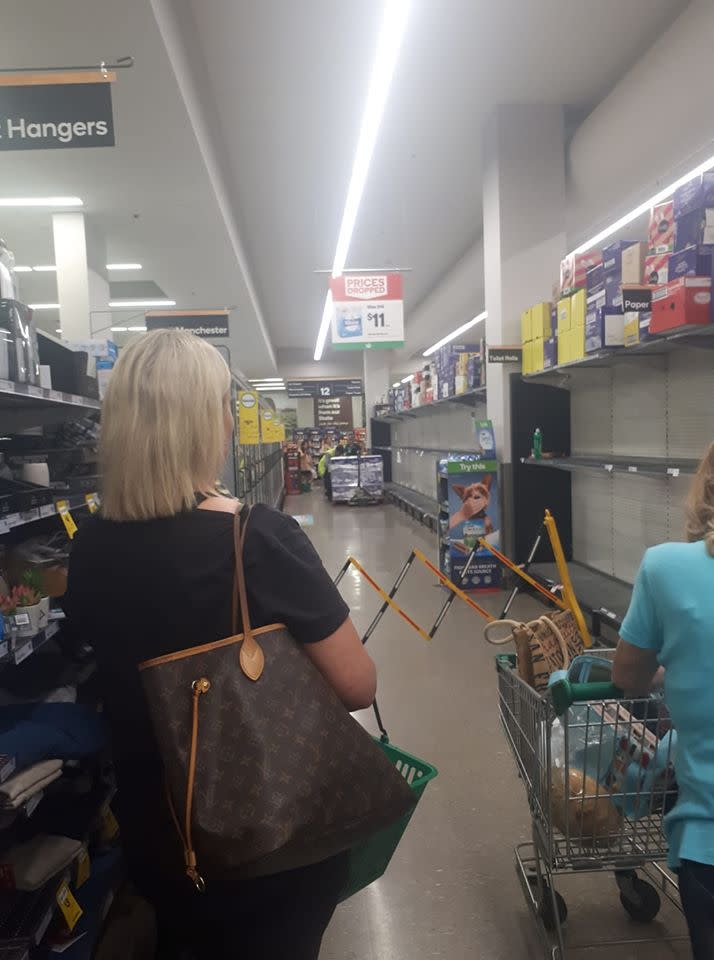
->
[63,330,376,959]
[615,444,714,959]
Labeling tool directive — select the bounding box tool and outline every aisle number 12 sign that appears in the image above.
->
[330,273,404,350]
[238,391,260,445]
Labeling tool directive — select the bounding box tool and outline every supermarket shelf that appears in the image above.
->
[524,324,714,382]
[529,561,632,637]
[0,490,99,536]
[384,482,439,530]
[375,387,486,422]
[0,379,101,413]
[378,445,485,456]
[0,619,61,667]
[521,455,699,479]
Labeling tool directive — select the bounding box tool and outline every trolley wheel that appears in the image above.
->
[619,878,661,923]
[527,877,568,931]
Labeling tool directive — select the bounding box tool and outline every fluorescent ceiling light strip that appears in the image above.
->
[128,325,147,332]
[0,196,82,207]
[13,266,32,273]
[250,378,284,383]
[32,265,57,272]
[106,263,142,270]
[571,151,714,255]
[313,0,411,362]
[422,310,487,357]
[108,299,176,308]
[255,385,286,391]
[28,303,60,310]
[110,327,128,332]
[391,381,400,388]
[401,374,413,383]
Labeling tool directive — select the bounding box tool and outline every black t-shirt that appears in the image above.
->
[62,504,349,877]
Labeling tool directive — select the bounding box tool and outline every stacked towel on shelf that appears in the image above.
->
[0,760,62,810]
[3,834,83,891]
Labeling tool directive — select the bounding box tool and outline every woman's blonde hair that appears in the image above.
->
[101,329,232,520]
[685,443,714,554]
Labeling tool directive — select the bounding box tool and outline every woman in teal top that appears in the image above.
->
[615,444,714,959]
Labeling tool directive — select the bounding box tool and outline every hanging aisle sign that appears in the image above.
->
[237,391,260,445]
[330,274,404,350]
[0,72,115,151]
[145,310,229,338]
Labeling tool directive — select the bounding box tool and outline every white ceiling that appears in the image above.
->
[2,0,689,377]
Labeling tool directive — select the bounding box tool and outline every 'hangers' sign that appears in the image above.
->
[0,72,115,151]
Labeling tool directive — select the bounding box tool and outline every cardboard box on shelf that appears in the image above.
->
[650,276,712,334]
[557,297,572,333]
[532,337,544,372]
[531,301,554,340]
[521,308,532,344]
[585,290,624,352]
[602,240,637,274]
[675,208,714,249]
[543,336,557,369]
[673,172,714,219]
[557,329,569,366]
[559,251,602,294]
[571,325,585,361]
[649,201,675,253]
[530,302,552,339]
[603,270,623,308]
[624,311,654,347]
[586,262,604,295]
[621,242,648,284]
[570,289,588,328]
[669,245,712,279]
[644,252,670,285]
[522,341,533,375]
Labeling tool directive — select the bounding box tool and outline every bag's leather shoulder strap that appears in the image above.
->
[232,505,265,682]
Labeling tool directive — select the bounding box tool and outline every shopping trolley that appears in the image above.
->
[495,651,687,958]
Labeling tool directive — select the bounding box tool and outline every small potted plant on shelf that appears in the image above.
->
[22,569,49,626]
[0,584,46,636]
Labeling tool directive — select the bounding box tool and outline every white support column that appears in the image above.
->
[52,213,110,340]
[363,348,391,447]
[483,105,567,462]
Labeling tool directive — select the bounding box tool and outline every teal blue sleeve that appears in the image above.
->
[620,554,663,652]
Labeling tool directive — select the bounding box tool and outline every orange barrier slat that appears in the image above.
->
[412,549,493,621]
[346,556,432,642]
[477,539,567,609]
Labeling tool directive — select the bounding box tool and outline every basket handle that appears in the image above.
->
[484,619,523,645]
[550,677,623,716]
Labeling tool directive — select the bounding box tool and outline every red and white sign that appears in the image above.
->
[330,273,404,349]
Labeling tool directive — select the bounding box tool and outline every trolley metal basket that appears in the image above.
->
[495,652,686,958]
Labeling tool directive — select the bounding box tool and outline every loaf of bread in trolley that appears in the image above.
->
[551,768,622,846]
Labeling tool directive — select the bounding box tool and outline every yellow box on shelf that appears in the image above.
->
[531,302,552,339]
[522,341,533,375]
[623,311,640,347]
[521,307,532,344]
[571,324,585,360]
[532,337,545,372]
[557,297,571,334]
[570,289,587,329]
[557,329,570,365]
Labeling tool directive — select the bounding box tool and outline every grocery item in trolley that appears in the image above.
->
[485,611,584,692]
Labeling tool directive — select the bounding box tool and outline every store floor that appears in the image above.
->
[284,490,690,960]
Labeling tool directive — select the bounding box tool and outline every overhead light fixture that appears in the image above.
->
[391,381,400,388]
[13,265,32,273]
[110,326,128,332]
[106,263,142,271]
[28,303,60,310]
[313,0,411,362]
[32,265,57,272]
[571,151,714,255]
[250,378,284,384]
[255,385,286,391]
[401,374,414,384]
[423,310,487,357]
[128,325,147,332]
[108,299,176,308]
[0,197,83,208]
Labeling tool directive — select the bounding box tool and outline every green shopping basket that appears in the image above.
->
[340,737,438,902]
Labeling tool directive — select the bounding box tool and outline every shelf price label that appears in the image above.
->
[56,880,83,932]
[75,848,91,889]
[667,467,680,478]
[56,501,78,539]
[85,493,100,514]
